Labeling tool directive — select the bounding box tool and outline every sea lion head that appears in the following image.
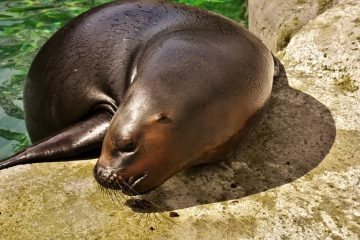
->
[93,34,254,195]
[93,81,213,195]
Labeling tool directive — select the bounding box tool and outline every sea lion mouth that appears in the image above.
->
[93,165,148,195]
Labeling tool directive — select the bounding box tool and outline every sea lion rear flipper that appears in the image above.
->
[0,112,112,170]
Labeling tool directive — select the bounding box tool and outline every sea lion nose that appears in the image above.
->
[93,162,109,178]
[93,162,141,195]
[93,163,123,184]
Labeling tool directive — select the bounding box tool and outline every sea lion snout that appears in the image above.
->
[93,162,148,195]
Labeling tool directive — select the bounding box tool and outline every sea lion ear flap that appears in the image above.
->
[154,113,172,124]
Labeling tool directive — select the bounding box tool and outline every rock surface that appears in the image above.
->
[249,0,339,51]
[1,1,359,239]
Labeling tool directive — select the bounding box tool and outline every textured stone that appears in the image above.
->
[249,0,339,51]
[1,1,360,239]
[281,0,360,131]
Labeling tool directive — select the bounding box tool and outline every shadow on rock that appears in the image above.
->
[140,62,336,212]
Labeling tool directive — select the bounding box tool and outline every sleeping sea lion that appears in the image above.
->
[0,0,277,195]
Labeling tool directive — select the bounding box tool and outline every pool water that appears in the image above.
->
[0,0,247,159]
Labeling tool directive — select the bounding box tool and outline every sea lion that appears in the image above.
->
[0,0,277,195]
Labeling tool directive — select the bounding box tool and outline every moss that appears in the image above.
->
[353,17,360,26]
[289,130,360,237]
[317,0,334,14]
[334,73,359,93]
[293,16,300,26]
[191,215,257,239]
[310,130,360,173]
[332,15,341,21]
[275,50,286,60]
[293,197,359,238]
[321,64,337,72]
[276,16,304,51]
[296,0,308,4]
[0,161,175,239]
[251,193,277,211]
[2,130,360,238]
[276,26,293,51]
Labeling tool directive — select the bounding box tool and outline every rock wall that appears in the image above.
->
[249,0,339,51]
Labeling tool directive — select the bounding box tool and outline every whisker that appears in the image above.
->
[106,185,116,205]
[119,177,139,195]
[110,182,121,205]
[153,212,162,223]
[95,174,177,227]
[112,190,123,205]
[99,185,103,196]
[120,180,153,211]
[117,177,164,214]
[113,180,128,203]
[115,179,125,192]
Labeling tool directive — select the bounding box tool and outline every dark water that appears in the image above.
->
[0,0,247,159]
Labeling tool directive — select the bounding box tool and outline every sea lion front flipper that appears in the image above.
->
[0,112,112,170]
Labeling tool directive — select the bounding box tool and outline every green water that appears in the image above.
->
[0,0,247,159]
